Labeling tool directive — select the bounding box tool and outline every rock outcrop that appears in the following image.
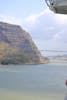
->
[0,22,47,64]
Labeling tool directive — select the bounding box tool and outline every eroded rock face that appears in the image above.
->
[0,22,47,64]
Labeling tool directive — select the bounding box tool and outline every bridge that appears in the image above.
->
[39,50,67,52]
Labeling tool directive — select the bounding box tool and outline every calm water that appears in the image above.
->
[0,63,67,100]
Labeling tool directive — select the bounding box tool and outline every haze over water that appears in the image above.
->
[0,63,67,100]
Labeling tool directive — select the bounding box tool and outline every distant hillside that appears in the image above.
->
[48,55,67,62]
[0,22,47,64]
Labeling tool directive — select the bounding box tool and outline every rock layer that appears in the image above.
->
[0,22,47,64]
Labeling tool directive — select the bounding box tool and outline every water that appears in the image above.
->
[0,63,67,100]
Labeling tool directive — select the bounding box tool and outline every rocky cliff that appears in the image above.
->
[0,22,47,64]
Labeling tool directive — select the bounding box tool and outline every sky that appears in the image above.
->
[0,0,67,56]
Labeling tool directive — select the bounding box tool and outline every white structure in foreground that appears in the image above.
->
[45,0,67,14]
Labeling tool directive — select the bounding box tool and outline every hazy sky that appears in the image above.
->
[0,0,67,56]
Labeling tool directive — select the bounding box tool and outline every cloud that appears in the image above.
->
[24,7,67,27]
[24,8,51,25]
[54,14,67,25]
[0,14,22,25]
[53,32,61,41]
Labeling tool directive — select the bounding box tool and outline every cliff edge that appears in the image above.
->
[0,22,47,64]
